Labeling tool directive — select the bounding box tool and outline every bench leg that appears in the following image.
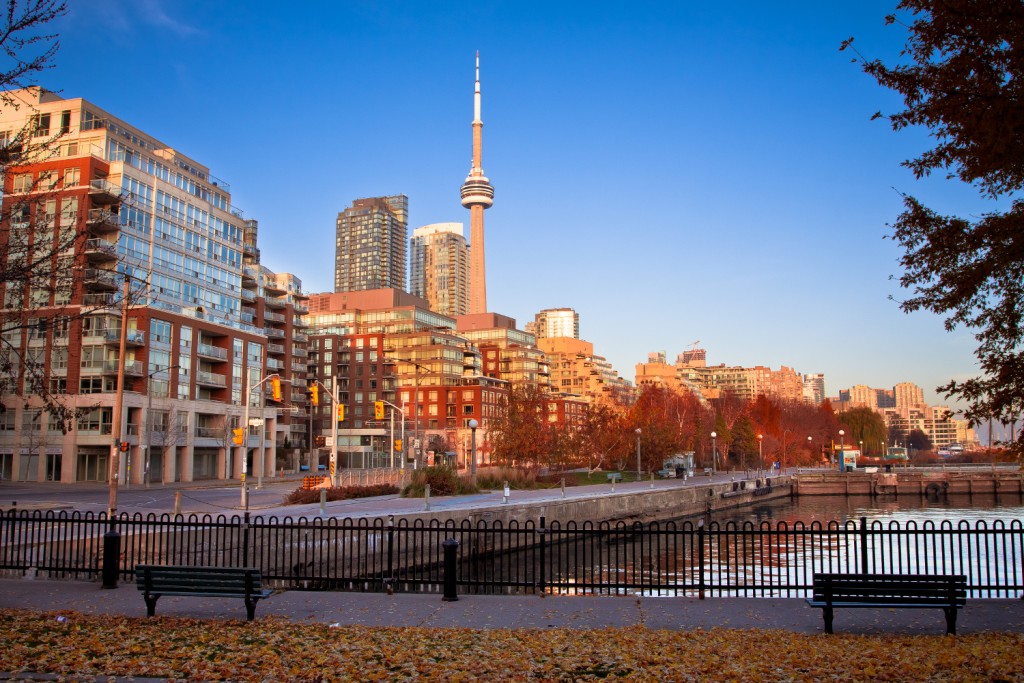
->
[944,607,957,635]
[823,606,834,634]
[245,596,258,622]
[144,594,158,617]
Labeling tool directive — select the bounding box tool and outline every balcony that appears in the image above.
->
[195,343,227,361]
[293,333,308,343]
[88,178,121,205]
[242,266,257,286]
[289,422,307,433]
[291,362,308,373]
[195,370,227,388]
[267,343,285,356]
[267,358,284,371]
[264,327,285,339]
[103,359,144,376]
[265,295,286,309]
[194,426,224,440]
[83,238,117,262]
[293,301,309,314]
[241,289,256,303]
[292,316,309,328]
[82,292,118,310]
[87,208,119,233]
[103,329,145,346]
[83,268,118,291]
[291,347,307,358]
[264,311,285,323]
[264,279,286,296]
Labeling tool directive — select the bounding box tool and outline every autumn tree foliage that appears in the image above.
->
[844,1,1024,448]
[486,385,557,471]
[838,406,888,456]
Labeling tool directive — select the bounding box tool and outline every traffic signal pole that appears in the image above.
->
[239,373,280,512]
[310,379,342,487]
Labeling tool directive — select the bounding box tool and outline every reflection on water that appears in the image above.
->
[712,493,1024,527]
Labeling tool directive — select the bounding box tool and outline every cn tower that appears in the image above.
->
[460,51,494,315]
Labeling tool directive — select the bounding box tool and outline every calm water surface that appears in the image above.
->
[713,492,1024,527]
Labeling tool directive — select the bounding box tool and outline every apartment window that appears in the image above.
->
[60,198,78,223]
[49,378,67,394]
[463,405,474,415]
[31,113,50,137]
[12,173,32,193]
[0,411,15,431]
[63,168,79,188]
[39,171,57,190]
[79,377,104,394]
[59,110,70,134]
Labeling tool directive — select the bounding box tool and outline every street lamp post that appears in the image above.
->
[757,434,763,470]
[713,431,719,472]
[145,364,180,488]
[240,373,280,512]
[635,428,642,481]
[807,436,812,470]
[103,273,131,589]
[838,429,845,471]
[469,419,479,484]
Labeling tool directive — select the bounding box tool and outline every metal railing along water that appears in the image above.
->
[1,510,1021,599]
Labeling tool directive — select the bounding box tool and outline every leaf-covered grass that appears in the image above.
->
[283,483,399,505]
[1,608,1022,682]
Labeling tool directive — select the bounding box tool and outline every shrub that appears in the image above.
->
[284,483,399,506]
[401,466,479,497]
[476,467,548,490]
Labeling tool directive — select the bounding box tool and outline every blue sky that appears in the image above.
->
[44,1,985,407]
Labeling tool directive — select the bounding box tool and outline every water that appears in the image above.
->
[713,492,1024,527]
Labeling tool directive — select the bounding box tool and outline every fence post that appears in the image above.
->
[101,515,120,589]
[698,520,706,600]
[442,537,459,601]
[538,516,547,595]
[859,516,869,573]
[386,515,395,594]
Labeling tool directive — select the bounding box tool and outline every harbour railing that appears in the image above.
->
[1,510,1021,598]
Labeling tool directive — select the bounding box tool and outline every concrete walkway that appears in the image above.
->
[1,577,1023,635]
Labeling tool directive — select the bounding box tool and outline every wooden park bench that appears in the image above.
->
[806,572,967,634]
[136,565,273,622]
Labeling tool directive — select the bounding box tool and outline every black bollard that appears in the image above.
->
[101,521,120,589]
[441,537,459,602]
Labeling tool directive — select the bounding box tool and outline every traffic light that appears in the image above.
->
[394,439,402,452]
[270,375,281,401]
[336,404,345,421]
[310,384,319,406]
[314,435,326,447]
[374,401,385,420]
[232,428,245,445]
[118,440,129,452]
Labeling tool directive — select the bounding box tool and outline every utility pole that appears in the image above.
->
[103,274,130,589]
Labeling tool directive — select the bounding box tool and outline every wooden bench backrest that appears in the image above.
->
[136,565,263,596]
[812,573,967,606]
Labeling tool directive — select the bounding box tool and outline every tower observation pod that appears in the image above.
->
[461,51,494,315]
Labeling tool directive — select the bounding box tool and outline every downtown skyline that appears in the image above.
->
[40,1,984,408]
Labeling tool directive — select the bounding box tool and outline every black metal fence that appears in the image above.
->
[2,509,1022,598]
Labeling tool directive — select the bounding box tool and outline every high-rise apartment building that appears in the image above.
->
[409,223,469,317]
[802,373,825,405]
[0,88,300,483]
[334,195,408,293]
[894,382,925,413]
[529,308,579,340]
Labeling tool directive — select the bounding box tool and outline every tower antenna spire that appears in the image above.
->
[461,51,494,314]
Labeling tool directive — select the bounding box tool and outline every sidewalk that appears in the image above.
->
[1,577,1023,635]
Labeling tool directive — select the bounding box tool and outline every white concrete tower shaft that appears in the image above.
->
[460,50,494,315]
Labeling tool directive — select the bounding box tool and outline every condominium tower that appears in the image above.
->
[409,223,469,317]
[334,195,408,293]
[0,88,307,484]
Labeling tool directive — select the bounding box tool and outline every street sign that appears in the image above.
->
[324,436,334,447]
[248,418,264,427]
